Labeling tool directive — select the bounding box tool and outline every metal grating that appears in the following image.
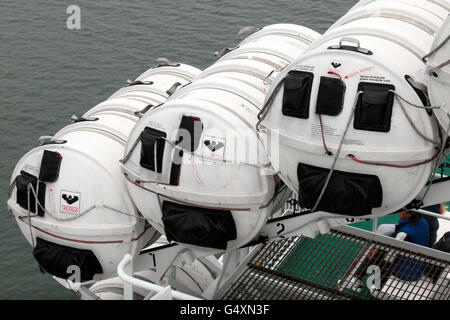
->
[221,230,450,300]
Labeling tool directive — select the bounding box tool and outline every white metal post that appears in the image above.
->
[372,218,378,232]
[123,254,134,300]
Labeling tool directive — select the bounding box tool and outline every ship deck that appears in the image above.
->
[219,223,450,300]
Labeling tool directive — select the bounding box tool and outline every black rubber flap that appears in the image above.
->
[169,156,182,186]
[33,238,103,282]
[282,71,314,119]
[168,116,203,185]
[316,77,346,116]
[176,116,203,152]
[433,232,450,253]
[354,82,395,132]
[297,163,383,216]
[38,150,62,182]
[162,201,237,250]
[140,127,167,173]
[16,171,46,217]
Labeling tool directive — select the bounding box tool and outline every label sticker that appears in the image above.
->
[360,74,391,83]
[342,139,365,146]
[344,65,375,80]
[329,61,343,75]
[295,65,315,72]
[60,191,81,215]
[202,136,226,161]
[311,121,341,137]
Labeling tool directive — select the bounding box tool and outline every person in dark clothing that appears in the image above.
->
[345,211,430,292]
[422,204,445,247]
[393,211,430,247]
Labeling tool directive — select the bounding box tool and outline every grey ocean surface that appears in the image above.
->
[0,0,356,299]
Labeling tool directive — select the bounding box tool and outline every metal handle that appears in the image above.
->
[339,37,361,49]
[328,37,373,55]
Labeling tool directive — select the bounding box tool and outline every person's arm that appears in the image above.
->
[396,232,408,241]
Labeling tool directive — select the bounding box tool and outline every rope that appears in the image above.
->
[120,135,141,164]
[317,71,344,157]
[389,90,441,110]
[319,115,333,156]
[420,116,450,205]
[428,58,450,75]
[348,150,440,169]
[27,185,35,248]
[423,32,450,76]
[24,182,145,222]
[394,95,440,146]
[8,179,16,199]
[126,174,275,211]
[422,33,450,63]
[256,75,288,131]
[311,91,362,213]
[348,90,447,168]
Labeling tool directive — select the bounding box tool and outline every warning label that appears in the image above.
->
[311,122,341,137]
[202,136,226,161]
[344,65,375,80]
[60,191,81,215]
[295,65,315,72]
[360,74,391,83]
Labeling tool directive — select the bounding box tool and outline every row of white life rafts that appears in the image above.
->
[121,0,450,254]
[6,23,320,283]
[7,0,450,285]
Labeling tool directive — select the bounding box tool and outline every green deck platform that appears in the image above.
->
[276,232,376,299]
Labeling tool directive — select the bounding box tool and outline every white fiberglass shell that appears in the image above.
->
[218,24,320,69]
[122,24,319,253]
[7,64,201,279]
[426,16,450,134]
[331,0,450,34]
[330,0,449,32]
[259,0,446,221]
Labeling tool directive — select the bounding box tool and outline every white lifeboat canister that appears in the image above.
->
[6,62,201,282]
[426,15,450,134]
[259,0,448,226]
[121,24,320,253]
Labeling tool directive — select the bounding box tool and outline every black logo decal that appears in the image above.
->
[62,194,79,205]
[204,140,225,152]
[332,62,342,68]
